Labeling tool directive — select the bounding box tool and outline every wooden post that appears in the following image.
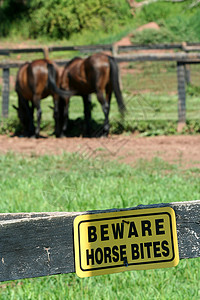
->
[112,44,118,57]
[2,67,10,118]
[184,64,191,85]
[43,47,49,59]
[177,62,186,131]
[181,42,191,85]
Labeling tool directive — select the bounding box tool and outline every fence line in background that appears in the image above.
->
[1,43,200,127]
[1,42,200,56]
[0,200,199,282]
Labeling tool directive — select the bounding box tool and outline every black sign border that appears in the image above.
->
[77,212,175,272]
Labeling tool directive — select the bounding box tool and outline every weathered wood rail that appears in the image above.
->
[0,200,199,282]
[1,43,200,125]
[1,42,200,56]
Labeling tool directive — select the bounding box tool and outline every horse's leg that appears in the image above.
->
[28,101,35,137]
[106,86,112,109]
[17,94,29,137]
[53,95,60,137]
[61,97,70,136]
[96,90,110,136]
[83,94,92,137]
[17,94,35,137]
[33,95,42,138]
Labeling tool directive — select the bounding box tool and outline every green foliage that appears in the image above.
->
[191,10,200,39]
[0,0,29,37]
[162,15,199,42]
[132,28,175,44]
[30,0,132,39]
[1,0,200,43]
[0,0,132,39]
[137,2,181,23]
[0,118,21,136]
[133,1,200,43]
[111,119,178,136]
[186,84,200,96]
[184,120,200,134]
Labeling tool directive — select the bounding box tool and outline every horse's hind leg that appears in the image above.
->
[96,90,110,136]
[61,97,70,136]
[28,101,35,137]
[83,95,92,137]
[33,95,42,138]
[17,94,35,137]
[53,95,61,137]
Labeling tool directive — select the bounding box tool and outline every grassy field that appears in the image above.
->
[0,153,199,299]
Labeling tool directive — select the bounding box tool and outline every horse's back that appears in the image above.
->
[30,59,61,98]
[28,59,49,97]
[85,53,110,90]
[85,53,109,69]
[60,53,111,94]
[61,57,87,92]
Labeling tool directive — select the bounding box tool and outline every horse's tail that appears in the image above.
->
[47,63,75,98]
[108,56,126,114]
[15,62,29,93]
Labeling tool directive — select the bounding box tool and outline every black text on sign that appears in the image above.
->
[73,207,179,277]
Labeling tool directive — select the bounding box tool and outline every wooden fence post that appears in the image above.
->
[112,44,118,57]
[43,47,49,59]
[2,67,10,118]
[181,42,191,85]
[184,64,191,85]
[177,62,186,131]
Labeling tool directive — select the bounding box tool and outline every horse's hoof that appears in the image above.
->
[30,134,36,139]
[56,132,65,138]
[101,131,109,138]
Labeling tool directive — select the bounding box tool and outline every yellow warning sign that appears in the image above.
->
[74,207,179,278]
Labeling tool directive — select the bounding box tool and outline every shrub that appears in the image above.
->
[28,0,132,39]
[132,28,175,44]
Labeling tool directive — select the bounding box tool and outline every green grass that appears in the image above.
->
[0,259,199,300]
[0,153,199,299]
[1,152,199,213]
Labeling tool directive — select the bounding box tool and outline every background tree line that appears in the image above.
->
[0,0,200,43]
[0,0,132,39]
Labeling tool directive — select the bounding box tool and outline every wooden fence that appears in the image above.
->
[0,200,199,282]
[1,43,200,127]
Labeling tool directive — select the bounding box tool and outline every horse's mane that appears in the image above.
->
[65,56,82,68]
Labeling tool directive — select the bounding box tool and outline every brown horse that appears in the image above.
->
[51,53,126,137]
[14,59,73,137]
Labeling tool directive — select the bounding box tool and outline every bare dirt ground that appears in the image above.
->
[0,134,200,169]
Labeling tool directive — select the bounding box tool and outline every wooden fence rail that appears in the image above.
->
[1,44,200,126]
[0,200,199,282]
[1,42,200,56]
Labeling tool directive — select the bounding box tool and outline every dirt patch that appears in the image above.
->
[0,134,200,169]
[135,22,160,32]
